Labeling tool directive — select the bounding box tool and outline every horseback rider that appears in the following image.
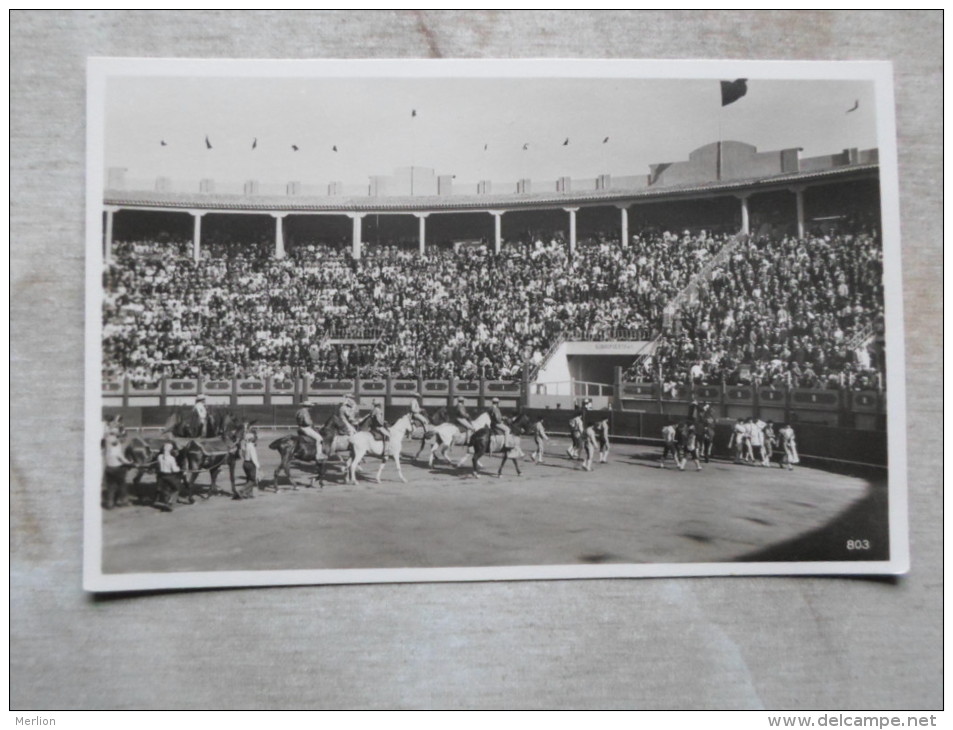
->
[193,394,208,437]
[333,393,360,436]
[359,398,391,442]
[295,399,325,459]
[487,397,511,440]
[408,393,429,429]
[452,396,475,445]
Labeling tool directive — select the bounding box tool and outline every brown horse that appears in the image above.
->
[464,425,525,478]
[268,418,344,490]
[124,408,248,504]
[177,411,251,501]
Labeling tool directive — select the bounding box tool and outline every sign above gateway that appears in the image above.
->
[564,340,657,356]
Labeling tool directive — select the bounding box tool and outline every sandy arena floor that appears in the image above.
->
[101,432,886,575]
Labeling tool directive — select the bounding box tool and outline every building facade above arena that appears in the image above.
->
[101,140,879,262]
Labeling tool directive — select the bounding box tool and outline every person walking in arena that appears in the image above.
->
[659,420,677,468]
[729,418,746,464]
[530,415,549,464]
[239,428,261,493]
[676,422,703,472]
[762,420,777,467]
[750,418,767,466]
[778,423,799,471]
[155,440,184,511]
[102,426,132,509]
[567,409,585,460]
[699,410,716,463]
[192,394,208,437]
[593,417,610,463]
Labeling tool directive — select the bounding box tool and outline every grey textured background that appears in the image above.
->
[10,10,942,709]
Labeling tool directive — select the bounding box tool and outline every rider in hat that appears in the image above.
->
[296,399,324,458]
[453,396,474,445]
[408,392,428,428]
[193,394,208,438]
[486,397,510,440]
[359,398,391,441]
[333,393,359,436]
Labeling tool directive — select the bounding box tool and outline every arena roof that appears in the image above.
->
[103,163,878,215]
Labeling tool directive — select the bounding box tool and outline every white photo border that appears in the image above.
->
[84,57,909,592]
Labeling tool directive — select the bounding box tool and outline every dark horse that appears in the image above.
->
[178,410,253,501]
[466,424,525,479]
[412,406,448,461]
[124,407,250,504]
[269,417,347,490]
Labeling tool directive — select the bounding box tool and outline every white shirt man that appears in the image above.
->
[193,395,208,437]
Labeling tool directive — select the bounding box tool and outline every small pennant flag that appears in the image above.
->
[846,99,859,113]
[720,79,748,107]
[563,138,569,146]
[411,109,417,117]
[160,140,167,146]
[603,136,609,144]
[522,143,529,150]
[332,145,338,152]
[291,144,299,151]
[251,137,257,150]
[205,135,212,150]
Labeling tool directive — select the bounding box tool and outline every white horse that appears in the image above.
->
[345,413,415,484]
[428,412,492,468]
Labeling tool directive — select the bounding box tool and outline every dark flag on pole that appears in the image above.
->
[205,135,212,149]
[720,79,748,106]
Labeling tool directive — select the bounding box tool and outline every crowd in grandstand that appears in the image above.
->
[103,220,883,391]
[103,228,723,384]
[627,229,884,390]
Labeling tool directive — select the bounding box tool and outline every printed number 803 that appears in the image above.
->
[847,539,871,551]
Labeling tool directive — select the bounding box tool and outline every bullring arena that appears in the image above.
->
[103,433,886,575]
[96,91,892,578]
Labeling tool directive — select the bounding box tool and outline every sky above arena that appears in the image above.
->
[104,75,878,189]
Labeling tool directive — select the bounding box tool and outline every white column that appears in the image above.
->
[564,207,579,254]
[490,210,503,254]
[737,195,750,236]
[792,186,806,239]
[618,204,629,246]
[191,211,204,263]
[415,213,429,256]
[103,207,116,264]
[274,213,287,259]
[350,213,364,260]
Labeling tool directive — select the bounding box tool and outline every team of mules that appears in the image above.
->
[113,404,547,510]
[122,406,255,506]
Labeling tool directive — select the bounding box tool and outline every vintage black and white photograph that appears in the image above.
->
[84,58,907,591]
